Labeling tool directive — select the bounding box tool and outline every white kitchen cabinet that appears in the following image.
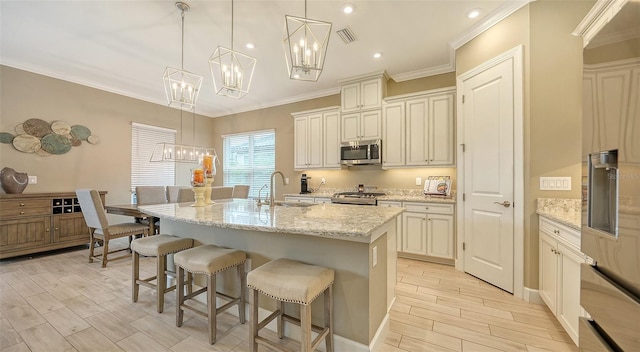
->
[314,197,331,204]
[382,101,405,167]
[292,107,341,170]
[340,74,387,113]
[382,87,455,168]
[401,202,454,261]
[378,201,403,251]
[539,217,590,346]
[341,110,381,142]
[284,196,315,203]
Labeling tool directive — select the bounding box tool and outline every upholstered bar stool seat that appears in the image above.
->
[174,244,247,345]
[132,234,194,313]
[247,258,335,352]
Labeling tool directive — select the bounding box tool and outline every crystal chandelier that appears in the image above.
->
[163,2,203,111]
[209,0,256,99]
[283,0,332,81]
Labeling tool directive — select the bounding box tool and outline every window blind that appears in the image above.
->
[131,122,176,202]
[223,129,275,199]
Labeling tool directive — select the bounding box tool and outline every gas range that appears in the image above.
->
[330,192,386,206]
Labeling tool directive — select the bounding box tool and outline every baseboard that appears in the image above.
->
[523,287,544,305]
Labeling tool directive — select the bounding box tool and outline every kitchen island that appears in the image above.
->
[138,199,403,352]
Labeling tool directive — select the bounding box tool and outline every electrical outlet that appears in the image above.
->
[415,177,422,186]
[285,178,290,185]
[372,246,378,267]
[321,177,326,185]
[28,176,38,184]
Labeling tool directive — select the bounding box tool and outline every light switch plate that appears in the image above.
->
[415,177,422,186]
[540,177,571,191]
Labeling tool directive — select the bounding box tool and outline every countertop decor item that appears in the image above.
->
[0,118,99,156]
[0,167,29,194]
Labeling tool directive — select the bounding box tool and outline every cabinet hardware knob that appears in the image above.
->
[46,229,50,232]
[55,228,59,231]
[425,207,429,209]
[20,211,25,215]
[19,203,25,207]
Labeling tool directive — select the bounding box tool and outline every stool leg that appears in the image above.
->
[88,230,95,263]
[208,274,217,344]
[250,288,258,352]
[157,254,166,313]
[277,300,284,339]
[300,303,312,352]
[101,238,109,268]
[132,251,140,302]
[176,266,184,327]
[325,285,334,352]
[238,264,246,324]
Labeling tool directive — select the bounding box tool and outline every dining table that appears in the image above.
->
[105,203,157,235]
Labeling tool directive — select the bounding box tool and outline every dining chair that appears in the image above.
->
[232,185,250,199]
[167,186,190,203]
[76,189,149,268]
[136,186,166,234]
[211,186,234,200]
[177,188,195,203]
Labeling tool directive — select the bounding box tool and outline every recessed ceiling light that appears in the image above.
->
[245,43,255,49]
[467,9,480,19]
[373,52,382,59]
[293,74,300,79]
[343,4,355,14]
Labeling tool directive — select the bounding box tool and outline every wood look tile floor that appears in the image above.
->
[0,241,578,352]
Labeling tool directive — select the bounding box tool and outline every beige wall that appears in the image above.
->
[456,0,594,289]
[0,66,215,207]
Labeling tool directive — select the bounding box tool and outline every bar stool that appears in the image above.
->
[247,258,335,352]
[131,234,194,313]
[174,244,247,345]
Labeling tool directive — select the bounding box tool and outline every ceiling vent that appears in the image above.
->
[336,26,358,44]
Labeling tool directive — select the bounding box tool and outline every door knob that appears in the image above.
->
[494,201,511,208]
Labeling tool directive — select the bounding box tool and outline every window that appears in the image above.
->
[131,122,176,202]
[223,129,275,199]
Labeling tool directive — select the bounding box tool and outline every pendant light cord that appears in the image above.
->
[180,7,185,70]
[231,0,234,51]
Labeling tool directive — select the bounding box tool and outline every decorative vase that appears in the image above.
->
[191,187,207,207]
[204,177,214,204]
[0,167,29,194]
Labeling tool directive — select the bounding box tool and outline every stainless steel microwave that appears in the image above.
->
[340,139,381,165]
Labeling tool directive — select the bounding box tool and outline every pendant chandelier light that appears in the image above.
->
[209,0,256,99]
[162,2,203,111]
[283,0,332,81]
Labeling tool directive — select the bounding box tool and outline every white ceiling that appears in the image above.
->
[0,0,524,118]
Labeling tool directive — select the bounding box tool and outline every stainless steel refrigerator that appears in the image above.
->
[579,1,640,351]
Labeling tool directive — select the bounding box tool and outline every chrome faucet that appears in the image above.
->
[257,184,268,206]
[269,171,287,205]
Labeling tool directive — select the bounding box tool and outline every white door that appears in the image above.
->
[462,57,515,293]
[360,110,381,140]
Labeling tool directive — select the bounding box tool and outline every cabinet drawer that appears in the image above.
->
[0,199,50,218]
[378,201,402,208]
[539,217,580,249]
[404,202,453,215]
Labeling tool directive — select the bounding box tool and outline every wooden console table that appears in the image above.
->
[0,191,107,259]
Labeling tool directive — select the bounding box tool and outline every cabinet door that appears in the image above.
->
[402,212,427,255]
[539,231,558,313]
[54,214,89,244]
[426,214,454,259]
[360,110,381,140]
[0,216,51,253]
[314,197,332,204]
[382,102,405,167]
[294,116,310,169]
[361,78,382,110]
[428,93,454,165]
[323,110,341,168]
[378,201,403,251]
[405,97,429,166]
[307,114,323,168]
[341,82,361,112]
[557,242,584,345]
[341,113,360,141]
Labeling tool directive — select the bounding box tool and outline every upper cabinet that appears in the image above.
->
[340,75,387,113]
[341,110,382,142]
[382,87,455,169]
[292,106,341,170]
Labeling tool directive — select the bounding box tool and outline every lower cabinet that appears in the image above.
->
[539,217,589,346]
[378,200,455,263]
[377,201,402,251]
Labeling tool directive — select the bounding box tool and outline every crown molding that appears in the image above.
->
[573,0,630,48]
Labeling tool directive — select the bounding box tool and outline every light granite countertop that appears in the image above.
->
[139,199,404,241]
[285,188,456,204]
[536,198,581,230]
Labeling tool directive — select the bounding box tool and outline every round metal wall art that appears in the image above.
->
[0,118,99,156]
